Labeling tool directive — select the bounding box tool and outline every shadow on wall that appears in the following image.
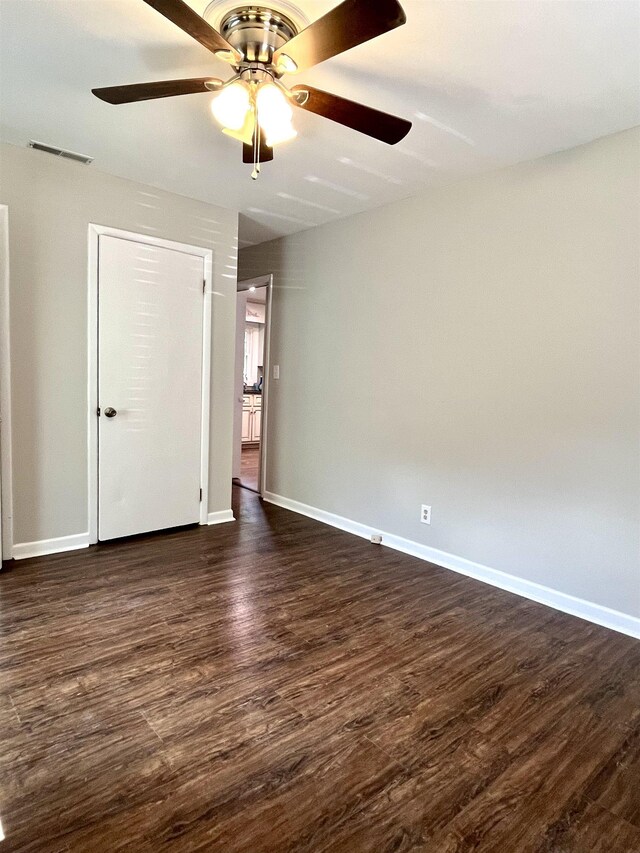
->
[238,213,284,249]
[238,235,287,285]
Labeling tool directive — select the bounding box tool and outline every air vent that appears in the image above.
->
[28,140,93,165]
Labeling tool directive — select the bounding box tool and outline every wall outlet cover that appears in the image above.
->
[421,505,431,525]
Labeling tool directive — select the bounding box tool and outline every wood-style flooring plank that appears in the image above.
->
[0,485,638,851]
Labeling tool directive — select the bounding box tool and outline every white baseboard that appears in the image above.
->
[10,512,236,560]
[11,509,235,560]
[207,510,235,526]
[263,491,640,640]
[12,532,90,560]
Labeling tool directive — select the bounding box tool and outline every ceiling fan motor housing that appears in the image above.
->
[220,6,299,66]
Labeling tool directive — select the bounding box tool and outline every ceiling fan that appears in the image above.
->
[92,0,412,178]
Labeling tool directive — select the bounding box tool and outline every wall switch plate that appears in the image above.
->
[273,364,280,380]
[421,505,431,525]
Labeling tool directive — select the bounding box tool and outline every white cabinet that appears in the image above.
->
[244,325,262,386]
[253,408,262,441]
[241,408,252,442]
[242,394,262,443]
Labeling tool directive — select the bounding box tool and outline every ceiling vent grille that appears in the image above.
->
[28,140,93,165]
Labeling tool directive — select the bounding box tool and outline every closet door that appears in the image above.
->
[98,235,204,540]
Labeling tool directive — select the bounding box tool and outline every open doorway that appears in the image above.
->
[233,275,272,494]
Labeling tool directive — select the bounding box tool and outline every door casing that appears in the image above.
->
[0,205,13,560]
[87,224,213,544]
[236,275,273,496]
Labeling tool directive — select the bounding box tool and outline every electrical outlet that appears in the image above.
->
[273,364,280,380]
[421,505,431,525]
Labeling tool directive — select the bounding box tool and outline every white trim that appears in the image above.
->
[199,253,213,525]
[87,224,213,543]
[259,275,274,497]
[207,510,235,525]
[88,226,99,543]
[237,274,273,497]
[0,205,13,561]
[263,491,640,640]
[13,533,90,561]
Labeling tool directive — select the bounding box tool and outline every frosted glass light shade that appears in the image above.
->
[222,108,256,146]
[256,83,297,146]
[211,82,251,131]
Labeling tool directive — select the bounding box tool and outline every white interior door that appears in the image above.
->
[98,235,204,541]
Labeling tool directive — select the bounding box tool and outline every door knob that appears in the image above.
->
[104,407,117,418]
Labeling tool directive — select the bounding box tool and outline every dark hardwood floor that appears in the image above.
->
[239,445,260,492]
[1,486,638,851]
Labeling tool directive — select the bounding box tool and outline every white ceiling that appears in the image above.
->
[1,1,639,247]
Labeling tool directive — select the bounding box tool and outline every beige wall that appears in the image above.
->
[0,142,238,544]
[239,127,640,618]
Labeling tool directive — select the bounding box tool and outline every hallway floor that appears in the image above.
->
[239,444,259,491]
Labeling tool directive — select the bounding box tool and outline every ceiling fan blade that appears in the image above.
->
[143,0,242,62]
[92,77,222,104]
[291,85,411,145]
[242,129,274,164]
[274,0,406,73]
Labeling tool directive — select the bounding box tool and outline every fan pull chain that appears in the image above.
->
[251,103,261,181]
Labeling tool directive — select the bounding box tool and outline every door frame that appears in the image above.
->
[0,205,14,560]
[237,274,273,496]
[87,224,213,543]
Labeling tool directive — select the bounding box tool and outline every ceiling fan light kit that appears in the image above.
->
[92,0,412,179]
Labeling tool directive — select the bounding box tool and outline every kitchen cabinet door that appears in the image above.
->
[241,409,252,442]
[252,409,262,441]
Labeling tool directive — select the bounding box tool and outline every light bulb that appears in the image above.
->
[211,82,250,131]
[256,83,297,146]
